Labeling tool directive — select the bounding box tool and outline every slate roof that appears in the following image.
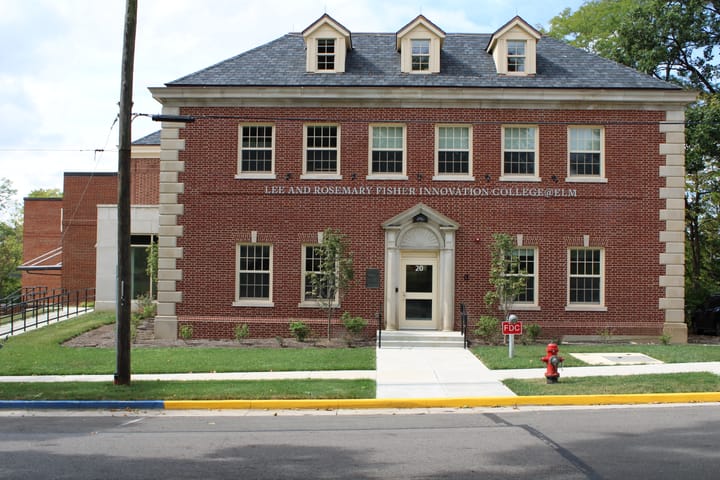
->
[168,32,677,90]
[133,130,161,145]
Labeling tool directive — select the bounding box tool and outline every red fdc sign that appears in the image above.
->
[502,321,523,336]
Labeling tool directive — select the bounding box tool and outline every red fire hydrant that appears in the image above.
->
[541,343,564,384]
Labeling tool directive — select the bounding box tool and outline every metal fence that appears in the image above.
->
[0,288,95,337]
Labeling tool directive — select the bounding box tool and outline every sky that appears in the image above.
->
[0,0,587,207]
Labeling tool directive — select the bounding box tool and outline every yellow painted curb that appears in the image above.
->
[164,392,720,410]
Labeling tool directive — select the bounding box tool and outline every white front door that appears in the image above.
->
[399,252,438,329]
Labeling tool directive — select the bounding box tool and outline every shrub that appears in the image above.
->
[522,323,542,344]
[234,323,250,342]
[474,315,502,344]
[135,293,156,320]
[341,312,367,335]
[179,324,193,340]
[289,321,310,342]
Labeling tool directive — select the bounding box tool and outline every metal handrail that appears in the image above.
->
[460,303,468,349]
[0,288,95,337]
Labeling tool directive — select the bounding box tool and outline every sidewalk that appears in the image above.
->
[2,348,719,400]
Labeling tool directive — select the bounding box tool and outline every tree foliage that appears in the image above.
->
[308,228,354,340]
[484,233,527,322]
[0,178,22,298]
[548,0,720,312]
[27,188,63,198]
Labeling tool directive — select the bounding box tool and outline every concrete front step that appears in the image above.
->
[377,330,466,348]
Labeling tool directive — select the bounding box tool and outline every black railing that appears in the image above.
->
[0,288,95,337]
[460,303,468,349]
[376,308,383,348]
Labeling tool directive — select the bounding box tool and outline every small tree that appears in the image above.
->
[308,228,354,340]
[484,233,527,322]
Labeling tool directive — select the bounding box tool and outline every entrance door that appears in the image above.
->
[399,253,438,329]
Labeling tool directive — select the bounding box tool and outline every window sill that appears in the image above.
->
[499,175,542,182]
[509,304,541,311]
[366,174,409,181]
[565,305,607,312]
[235,173,276,180]
[300,174,342,180]
[432,175,475,182]
[298,301,339,308]
[565,177,607,183]
[232,301,274,308]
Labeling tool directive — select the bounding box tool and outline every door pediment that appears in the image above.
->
[382,203,459,231]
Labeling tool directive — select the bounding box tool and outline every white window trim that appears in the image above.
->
[301,124,342,180]
[506,39,527,74]
[566,126,607,183]
[236,123,276,179]
[433,124,474,181]
[316,38,336,71]
[565,247,607,311]
[500,125,541,182]
[509,246,539,309]
[233,243,274,307]
[367,124,407,180]
[299,244,340,308]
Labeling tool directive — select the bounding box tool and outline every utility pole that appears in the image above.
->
[115,0,137,386]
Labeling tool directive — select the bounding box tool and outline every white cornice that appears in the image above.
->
[149,86,697,111]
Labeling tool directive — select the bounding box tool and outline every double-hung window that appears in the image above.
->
[568,248,605,309]
[502,126,539,180]
[304,125,340,177]
[301,245,337,306]
[507,40,527,73]
[435,125,472,179]
[235,244,272,306]
[369,125,406,177]
[317,38,335,71]
[238,124,274,178]
[511,248,537,306]
[568,127,605,182]
[411,39,430,71]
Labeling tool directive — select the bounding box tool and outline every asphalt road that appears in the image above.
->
[1,404,718,479]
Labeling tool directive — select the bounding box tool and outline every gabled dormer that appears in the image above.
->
[303,14,352,73]
[396,15,445,74]
[486,16,541,76]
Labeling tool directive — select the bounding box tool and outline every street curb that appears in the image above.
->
[163,392,720,409]
[2,393,719,410]
[0,400,164,409]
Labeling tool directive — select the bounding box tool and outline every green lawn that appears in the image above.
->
[504,372,720,396]
[0,379,375,401]
[0,312,375,376]
[472,343,720,370]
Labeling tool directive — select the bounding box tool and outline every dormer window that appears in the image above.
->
[397,15,445,74]
[487,16,541,76]
[411,39,431,71]
[303,14,351,73]
[507,40,526,72]
[317,39,336,70]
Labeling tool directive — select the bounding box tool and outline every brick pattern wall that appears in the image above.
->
[166,106,669,340]
[59,158,160,294]
[21,198,63,292]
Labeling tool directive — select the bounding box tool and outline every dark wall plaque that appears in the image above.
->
[365,268,380,289]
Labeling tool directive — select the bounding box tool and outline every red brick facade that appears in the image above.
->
[170,106,668,340]
[21,198,63,292]
[20,156,160,297]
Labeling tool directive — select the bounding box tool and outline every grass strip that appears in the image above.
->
[0,312,375,375]
[503,372,720,396]
[472,344,720,370]
[0,379,375,401]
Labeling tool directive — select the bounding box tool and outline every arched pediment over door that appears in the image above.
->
[382,204,459,331]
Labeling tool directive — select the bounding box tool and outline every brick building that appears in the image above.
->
[149,15,694,342]
[20,131,160,306]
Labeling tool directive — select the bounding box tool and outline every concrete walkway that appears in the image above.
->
[376,347,516,398]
